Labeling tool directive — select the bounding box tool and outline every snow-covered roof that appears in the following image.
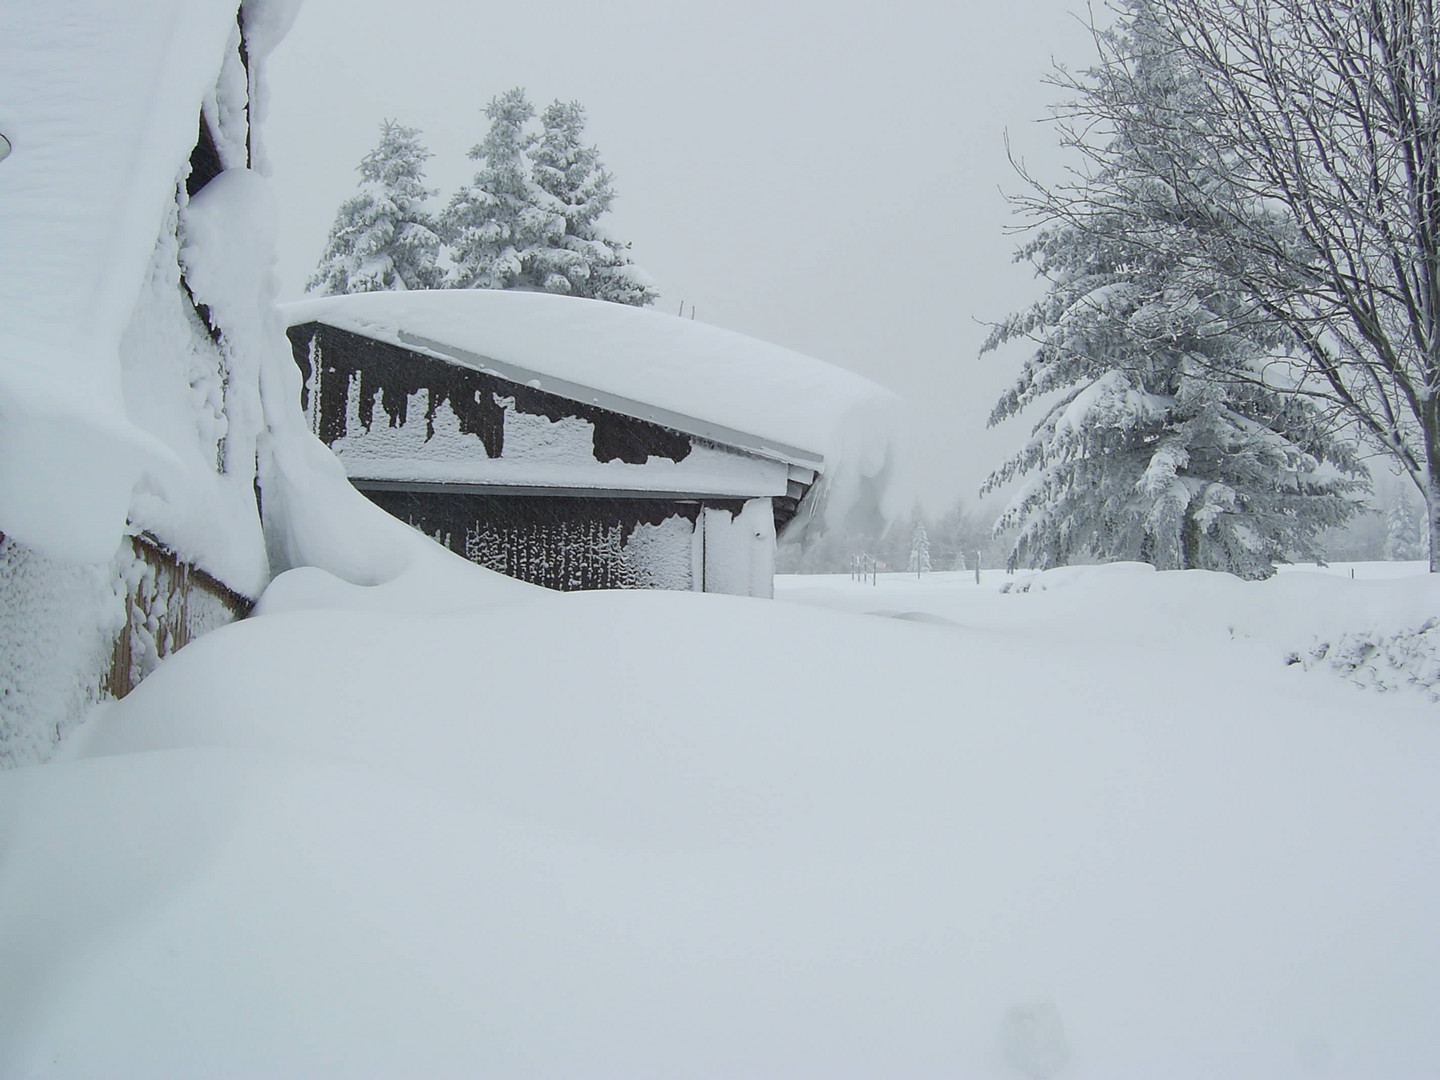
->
[283,290,903,481]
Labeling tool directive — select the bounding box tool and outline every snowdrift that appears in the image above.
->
[1,563,1436,1078]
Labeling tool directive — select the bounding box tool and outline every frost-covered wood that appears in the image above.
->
[290,323,793,488]
[282,289,905,540]
[108,536,252,700]
[368,490,705,592]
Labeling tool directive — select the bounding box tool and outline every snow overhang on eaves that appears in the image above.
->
[394,329,825,475]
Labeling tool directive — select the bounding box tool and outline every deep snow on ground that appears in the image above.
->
[784,563,1440,702]
[2,561,1438,1078]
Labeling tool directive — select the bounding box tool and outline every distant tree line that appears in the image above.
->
[778,498,1008,576]
[309,89,656,307]
[984,0,1440,578]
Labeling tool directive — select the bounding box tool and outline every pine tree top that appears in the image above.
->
[307,119,441,295]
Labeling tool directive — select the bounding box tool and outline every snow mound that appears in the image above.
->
[1,566,1435,1076]
[814,560,1440,705]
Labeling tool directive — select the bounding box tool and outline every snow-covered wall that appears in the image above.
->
[700,499,776,599]
[0,537,122,768]
[625,515,696,590]
[0,1,268,564]
[0,0,335,766]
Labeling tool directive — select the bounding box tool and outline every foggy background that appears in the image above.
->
[263,0,1103,514]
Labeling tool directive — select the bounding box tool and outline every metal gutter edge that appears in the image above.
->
[351,479,773,501]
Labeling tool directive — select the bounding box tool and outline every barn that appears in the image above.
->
[284,290,900,597]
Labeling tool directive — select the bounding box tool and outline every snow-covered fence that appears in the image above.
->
[852,554,880,584]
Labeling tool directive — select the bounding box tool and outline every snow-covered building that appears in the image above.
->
[284,290,902,596]
[0,0,904,769]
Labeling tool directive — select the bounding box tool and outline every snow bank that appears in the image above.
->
[0,0,469,595]
[0,0,482,763]
[2,565,1435,1076]
[283,290,912,529]
[0,0,250,563]
[787,561,1440,703]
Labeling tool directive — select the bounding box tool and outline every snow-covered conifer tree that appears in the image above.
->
[440,89,561,291]
[438,93,657,304]
[983,2,1365,580]
[308,121,442,294]
[527,100,658,306]
[908,520,932,575]
[1385,494,1428,562]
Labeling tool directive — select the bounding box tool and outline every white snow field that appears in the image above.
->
[1,559,1438,1078]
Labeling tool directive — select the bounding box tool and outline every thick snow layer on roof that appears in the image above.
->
[284,291,911,525]
[0,0,249,562]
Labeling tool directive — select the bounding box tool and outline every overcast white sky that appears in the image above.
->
[263,0,1103,515]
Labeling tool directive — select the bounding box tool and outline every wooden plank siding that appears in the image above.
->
[289,323,694,467]
[362,488,750,592]
[288,321,806,592]
[107,535,253,699]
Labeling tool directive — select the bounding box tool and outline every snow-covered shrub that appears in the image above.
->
[1291,620,1440,702]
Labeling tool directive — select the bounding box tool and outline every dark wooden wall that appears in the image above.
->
[289,323,694,465]
[287,322,797,590]
[364,489,750,591]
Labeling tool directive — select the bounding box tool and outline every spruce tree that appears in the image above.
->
[908,521,932,575]
[983,2,1366,580]
[529,100,658,306]
[308,120,442,294]
[1385,495,1428,562]
[440,88,559,291]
